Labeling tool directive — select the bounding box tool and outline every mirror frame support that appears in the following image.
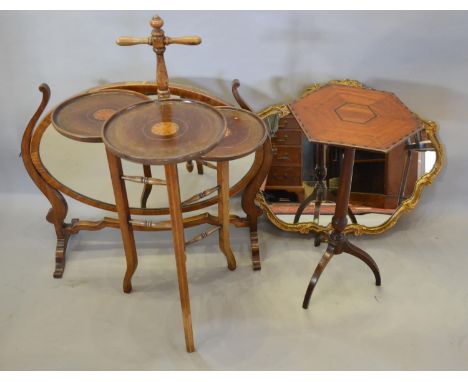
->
[256,79,445,236]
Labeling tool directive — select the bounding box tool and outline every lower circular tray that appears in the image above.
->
[52,90,150,142]
[202,106,268,161]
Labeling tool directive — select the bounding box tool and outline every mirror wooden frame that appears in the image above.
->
[22,81,271,277]
[255,79,445,236]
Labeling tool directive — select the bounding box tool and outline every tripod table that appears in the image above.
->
[289,83,424,308]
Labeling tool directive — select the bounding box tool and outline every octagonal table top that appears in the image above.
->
[288,83,423,153]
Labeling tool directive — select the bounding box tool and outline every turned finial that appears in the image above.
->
[151,15,164,30]
[116,14,201,99]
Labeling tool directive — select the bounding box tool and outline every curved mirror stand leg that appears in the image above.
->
[232,78,273,270]
[242,139,273,270]
[303,148,381,309]
[21,84,75,278]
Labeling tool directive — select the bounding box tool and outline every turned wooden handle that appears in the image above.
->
[165,35,202,45]
[116,35,201,47]
[116,36,151,46]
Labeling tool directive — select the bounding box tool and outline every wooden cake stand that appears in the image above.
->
[289,83,424,308]
[100,99,267,352]
[21,15,272,281]
[102,98,226,352]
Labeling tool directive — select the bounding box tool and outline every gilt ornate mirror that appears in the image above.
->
[256,80,444,237]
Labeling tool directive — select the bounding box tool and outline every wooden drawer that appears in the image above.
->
[271,130,302,146]
[272,146,302,165]
[278,115,301,130]
[267,166,302,186]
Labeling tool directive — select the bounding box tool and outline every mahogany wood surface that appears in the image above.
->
[51,89,155,211]
[291,84,399,307]
[242,139,272,271]
[289,84,423,153]
[52,90,149,142]
[103,99,226,165]
[202,107,268,161]
[230,79,274,271]
[21,84,72,278]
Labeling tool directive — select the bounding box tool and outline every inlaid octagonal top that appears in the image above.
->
[289,83,423,152]
[335,103,376,124]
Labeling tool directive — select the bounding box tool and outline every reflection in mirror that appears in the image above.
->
[39,124,255,211]
[261,110,437,231]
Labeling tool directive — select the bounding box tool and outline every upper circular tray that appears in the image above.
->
[202,107,268,161]
[52,90,150,142]
[102,99,226,165]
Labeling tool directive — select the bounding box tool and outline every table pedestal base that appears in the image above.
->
[302,147,381,309]
[302,232,381,309]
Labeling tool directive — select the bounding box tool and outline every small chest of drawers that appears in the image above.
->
[265,114,305,201]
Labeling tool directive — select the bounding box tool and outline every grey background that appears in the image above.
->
[1,11,466,207]
[1,11,468,370]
